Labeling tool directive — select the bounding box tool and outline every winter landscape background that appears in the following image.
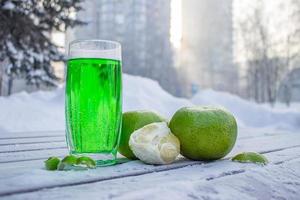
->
[0,0,299,132]
[0,1,300,199]
[1,0,300,105]
[0,0,299,147]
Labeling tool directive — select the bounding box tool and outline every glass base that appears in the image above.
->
[71,152,117,167]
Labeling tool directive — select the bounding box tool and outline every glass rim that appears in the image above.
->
[69,39,121,50]
[68,39,122,60]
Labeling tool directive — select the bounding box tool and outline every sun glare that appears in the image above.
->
[170,0,182,49]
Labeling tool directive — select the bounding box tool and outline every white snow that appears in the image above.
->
[6,41,17,54]
[2,1,15,10]
[123,74,192,117]
[0,74,299,132]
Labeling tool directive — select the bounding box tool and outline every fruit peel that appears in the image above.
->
[76,156,96,169]
[57,155,78,170]
[44,157,60,171]
[232,152,268,165]
[45,155,97,171]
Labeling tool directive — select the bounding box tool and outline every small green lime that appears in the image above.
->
[232,152,268,165]
[44,157,60,171]
[118,110,166,159]
[76,156,96,168]
[169,106,237,161]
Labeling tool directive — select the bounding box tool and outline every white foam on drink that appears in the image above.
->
[68,40,122,60]
[69,49,122,60]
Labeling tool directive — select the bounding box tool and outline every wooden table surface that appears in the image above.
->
[0,128,300,200]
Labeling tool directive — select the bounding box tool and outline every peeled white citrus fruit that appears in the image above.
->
[129,122,180,165]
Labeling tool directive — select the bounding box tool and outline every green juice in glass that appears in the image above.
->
[65,57,122,166]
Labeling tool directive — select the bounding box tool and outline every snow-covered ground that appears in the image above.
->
[0,74,299,132]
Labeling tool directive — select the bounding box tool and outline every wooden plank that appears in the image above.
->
[0,130,64,139]
[0,130,294,163]
[0,148,68,163]
[0,142,66,153]
[42,156,298,200]
[0,132,272,150]
[1,144,299,198]
[0,130,298,169]
[0,137,64,146]
[228,132,300,156]
[0,133,63,140]
[0,127,288,154]
[186,158,300,200]
[0,127,282,144]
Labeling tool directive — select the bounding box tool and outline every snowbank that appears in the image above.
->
[123,74,192,117]
[192,89,300,130]
[0,89,65,132]
[0,74,299,132]
[0,74,192,132]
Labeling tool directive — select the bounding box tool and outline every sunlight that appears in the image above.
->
[170,0,182,49]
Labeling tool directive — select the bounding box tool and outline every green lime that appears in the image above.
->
[44,157,60,171]
[57,155,77,170]
[169,106,237,160]
[76,156,96,168]
[118,110,166,159]
[232,152,268,165]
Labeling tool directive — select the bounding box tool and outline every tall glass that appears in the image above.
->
[65,40,122,166]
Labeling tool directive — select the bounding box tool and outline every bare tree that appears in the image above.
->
[276,0,300,106]
[238,1,286,105]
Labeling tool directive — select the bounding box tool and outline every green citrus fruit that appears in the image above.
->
[169,106,237,160]
[118,110,166,159]
[44,157,60,171]
[232,152,268,165]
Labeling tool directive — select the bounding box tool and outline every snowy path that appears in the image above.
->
[0,128,299,200]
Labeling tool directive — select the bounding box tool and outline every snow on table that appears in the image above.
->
[0,128,299,200]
